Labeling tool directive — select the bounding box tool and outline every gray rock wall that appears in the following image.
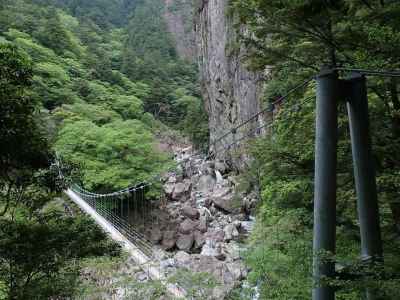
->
[195,0,264,166]
[163,0,196,61]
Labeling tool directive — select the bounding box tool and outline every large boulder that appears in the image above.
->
[223,224,239,241]
[198,215,208,233]
[174,251,192,267]
[176,233,194,252]
[172,179,192,201]
[193,230,205,249]
[181,203,199,220]
[211,187,237,213]
[215,160,229,175]
[163,183,175,198]
[223,241,241,262]
[161,230,177,250]
[150,228,163,243]
[205,228,225,243]
[241,219,255,233]
[201,238,225,260]
[178,219,198,234]
[226,261,247,281]
[197,174,216,192]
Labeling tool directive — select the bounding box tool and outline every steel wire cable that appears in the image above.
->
[334,67,400,77]
[56,67,400,199]
[83,191,153,251]
[210,95,316,158]
[56,66,400,269]
[209,76,316,146]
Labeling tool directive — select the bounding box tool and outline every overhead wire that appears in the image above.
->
[55,66,400,284]
[57,67,400,199]
[334,67,400,77]
[211,95,316,157]
[209,76,316,148]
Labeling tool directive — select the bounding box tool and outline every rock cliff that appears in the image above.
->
[162,0,264,166]
[163,0,196,61]
[194,0,264,166]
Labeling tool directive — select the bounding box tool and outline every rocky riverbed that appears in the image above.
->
[152,146,258,298]
[76,146,258,299]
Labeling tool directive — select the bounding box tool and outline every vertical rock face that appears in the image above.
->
[195,0,264,165]
[163,0,196,61]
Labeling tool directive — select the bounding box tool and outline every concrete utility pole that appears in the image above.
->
[313,69,340,300]
[346,73,383,299]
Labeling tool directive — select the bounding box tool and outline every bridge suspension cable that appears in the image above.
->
[55,67,399,300]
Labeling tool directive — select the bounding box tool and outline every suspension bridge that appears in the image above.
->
[57,68,399,300]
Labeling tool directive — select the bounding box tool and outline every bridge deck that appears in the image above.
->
[65,189,186,299]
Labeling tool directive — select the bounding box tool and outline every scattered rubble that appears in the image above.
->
[155,147,258,298]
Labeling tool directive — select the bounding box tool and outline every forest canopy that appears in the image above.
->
[0,0,206,298]
[231,0,400,299]
[0,0,207,191]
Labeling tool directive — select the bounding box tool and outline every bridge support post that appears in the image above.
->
[313,69,339,300]
[346,74,383,299]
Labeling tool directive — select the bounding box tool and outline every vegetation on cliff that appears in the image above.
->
[0,0,207,298]
[232,1,400,298]
[0,43,121,299]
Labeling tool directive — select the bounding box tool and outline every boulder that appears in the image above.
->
[160,258,176,269]
[163,183,174,197]
[172,179,192,201]
[182,203,199,220]
[241,220,255,233]
[174,251,192,267]
[176,233,194,252]
[226,261,247,281]
[211,188,237,213]
[161,230,176,250]
[223,241,241,262]
[200,161,214,175]
[193,230,205,249]
[150,228,163,243]
[201,242,220,257]
[136,272,149,282]
[233,220,242,228]
[191,255,224,277]
[198,215,208,233]
[201,241,225,260]
[197,174,216,192]
[178,219,198,234]
[224,224,239,241]
[215,160,228,175]
[167,175,177,184]
[205,228,225,243]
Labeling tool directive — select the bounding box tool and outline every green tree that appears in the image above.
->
[231,0,400,298]
[0,43,120,299]
[55,119,171,191]
[0,43,49,205]
[36,9,76,56]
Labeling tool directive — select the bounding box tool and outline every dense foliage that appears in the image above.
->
[231,1,400,299]
[0,44,120,299]
[0,0,207,191]
[122,0,209,147]
[0,0,207,298]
